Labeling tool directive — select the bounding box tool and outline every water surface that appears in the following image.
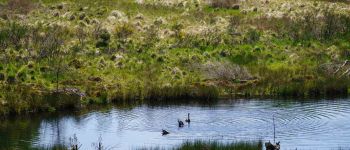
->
[1,99,350,150]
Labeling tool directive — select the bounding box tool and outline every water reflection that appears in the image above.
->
[1,99,350,149]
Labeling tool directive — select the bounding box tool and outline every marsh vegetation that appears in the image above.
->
[0,0,350,116]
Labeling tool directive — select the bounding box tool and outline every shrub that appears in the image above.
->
[95,29,110,48]
[0,28,9,49]
[7,0,36,14]
[0,73,5,81]
[143,25,159,48]
[7,75,16,84]
[76,26,87,48]
[199,61,252,81]
[243,28,260,44]
[254,9,350,41]
[207,0,239,8]
[227,16,241,36]
[114,24,134,48]
[99,29,111,41]
[171,22,184,38]
[322,8,350,40]
[0,22,28,50]
[38,25,67,59]
[96,40,109,48]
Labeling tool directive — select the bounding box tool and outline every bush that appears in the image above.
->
[254,9,350,41]
[38,25,68,59]
[98,29,110,41]
[95,29,110,48]
[0,73,5,81]
[115,24,134,42]
[0,28,9,49]
[243,28,260,44]
[0,22,28,50]
[227,16,241,36]
[199,61,252,81]
[207,0,239,8]
[114,24,134,48]
[96,40,109,48]
[7,0,36,14]
[143,25,159,48]
[76,26,87,47]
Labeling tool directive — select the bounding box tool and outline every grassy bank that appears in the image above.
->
[1,0,350,115]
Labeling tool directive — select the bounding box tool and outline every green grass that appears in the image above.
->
[136,140,263,150]
[177,140,262,150]
[1,0,350,115]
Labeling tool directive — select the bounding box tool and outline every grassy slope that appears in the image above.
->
[0,0,350,115]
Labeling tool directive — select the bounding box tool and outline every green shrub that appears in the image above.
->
[227,16,241,38]
[6,75,16,84]
[114,24,134,43]
[0,28,9,49]
[95,29,110,48]
[37,25,68,59]
[7,0,36,14]
[99,29,111,41]
[207,0,239,9]
[0,73,5,81]
[96,39,109,48]
[243,28,260,44]
[0,22,28,50]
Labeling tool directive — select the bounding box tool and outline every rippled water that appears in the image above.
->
[1,99,350,150]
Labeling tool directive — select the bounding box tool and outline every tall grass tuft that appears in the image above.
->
[178,140,262,150]
[137,140,263,150]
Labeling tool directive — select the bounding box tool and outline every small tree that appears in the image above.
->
[76,26,87,48]
[39,25,69,91]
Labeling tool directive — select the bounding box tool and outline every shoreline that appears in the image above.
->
[1,82,349,117]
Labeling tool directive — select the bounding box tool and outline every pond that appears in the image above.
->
[1,99,350,150]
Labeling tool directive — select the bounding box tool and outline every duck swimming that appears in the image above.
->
[162,129,169,135]
[185,113,190,123]
[178,119,184,127]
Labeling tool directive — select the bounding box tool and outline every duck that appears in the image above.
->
[178,119,184,127]
[162,129,169,135]
[265,141,280,150]
[185,113,190,123]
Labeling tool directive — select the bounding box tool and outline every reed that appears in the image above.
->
[177,140,262,150]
